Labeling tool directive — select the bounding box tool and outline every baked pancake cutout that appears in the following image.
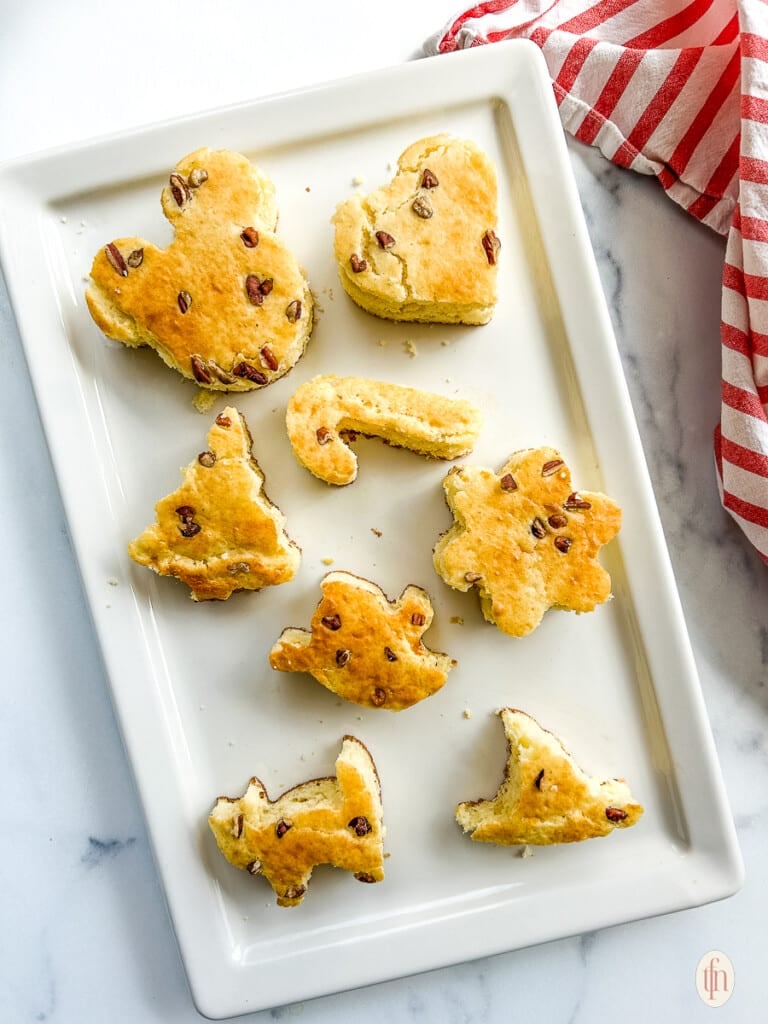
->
[209,735,384,907]
[270,571,455,710]
[86,148,313,390]
[333,134,500,324]
[433,447,622,637]
[128,406,300,601]
[456,709,643,846]
[286,374,482,485]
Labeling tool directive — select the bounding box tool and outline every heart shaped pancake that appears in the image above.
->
[86,148,313,390]
[332,134,500,324]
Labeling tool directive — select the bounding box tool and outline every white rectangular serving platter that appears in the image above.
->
[0,41,743,1019]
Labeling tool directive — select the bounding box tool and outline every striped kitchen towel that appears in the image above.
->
[426,0,768,564]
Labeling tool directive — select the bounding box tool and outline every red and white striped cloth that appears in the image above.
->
[426,0,768,564]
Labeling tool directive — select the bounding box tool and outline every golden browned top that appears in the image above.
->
[433,447,622,636]
[86,148,312,389]
[270,571,455,710]
[456,709,643,845]
[286,374,482,485]
[208,735,384,907]
[128,406,300,600]
[333,134,500,324]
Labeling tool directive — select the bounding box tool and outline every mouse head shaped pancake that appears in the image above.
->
[86,148,313,390]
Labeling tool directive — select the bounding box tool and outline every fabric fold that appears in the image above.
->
[426,0,768,564]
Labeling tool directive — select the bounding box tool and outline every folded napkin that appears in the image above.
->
[426,0,768,564]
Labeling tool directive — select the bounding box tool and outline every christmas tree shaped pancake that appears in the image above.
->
[128,407,299,600]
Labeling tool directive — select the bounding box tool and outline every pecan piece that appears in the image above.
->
[227,562,250,575]
[175,505,196,519]
[564,493,592,511]
[548,513,568,529]
[284,885,306,900]
[169,172,192,208]
[245,274,265,305]
[335,648,351,667]
[240,226,259,248]
[285,299,302,323]
[208,361,237,385]
[349,253,367,273]
[198,451,216,468]
[500,473,517,492]
[231,813,244,839]
[260,345,279,371]
[275,819,292,838]
[534,769,545,791]
[216,413,231,428]
[187,167,208,188]
[531,518,548,539]
[554,536,573,553]
[232,361,268,385]
[348,816,372,836]
[316,426,332,445]
[542,459,565,477]
[247,859,262,875]
[482,229,501,265]
[464,571,482,584]
[371,687,386,707]
[421,168,439,189]
[383,646,397,662]
[605,806,628,823]
[321,614,342,631]
[354,872,377,883]
[190,354,211,384]
[126,247,144,268]
[412,196,433,219]
[411,612,426,627]
[375,230,396,249]
[177,290,192,314]
[179,522,201,538]
[105,243,128,277]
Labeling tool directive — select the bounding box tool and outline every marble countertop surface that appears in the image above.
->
[1,2,766,1021]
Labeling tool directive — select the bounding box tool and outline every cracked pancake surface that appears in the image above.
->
[332,134,500,324]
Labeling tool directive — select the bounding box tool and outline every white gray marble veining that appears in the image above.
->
[1,4,766,1020]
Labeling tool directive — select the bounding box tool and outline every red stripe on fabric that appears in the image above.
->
[438,0,519,51]
[625,0,715,49]
[686,132,740,217]
[741,32,768,62]
[723,261,746,297]
[742,94,768,125]
[714,423,723,478]
[720,435,768,478]
[612,48,704,167]
[744,272,768,300]
[740,156,768,184]
[713,13,739,45]
[722,488,768,528]
[758,382,768,403]
[558,0,643,36]
[554,36,600,101]
[722,321,751,356]
[734,212,768,244]
[722,380,768,420]
[576,48,645,144]
[662,46,740,180]
[722,319,768,359]
[528,23,556,48]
